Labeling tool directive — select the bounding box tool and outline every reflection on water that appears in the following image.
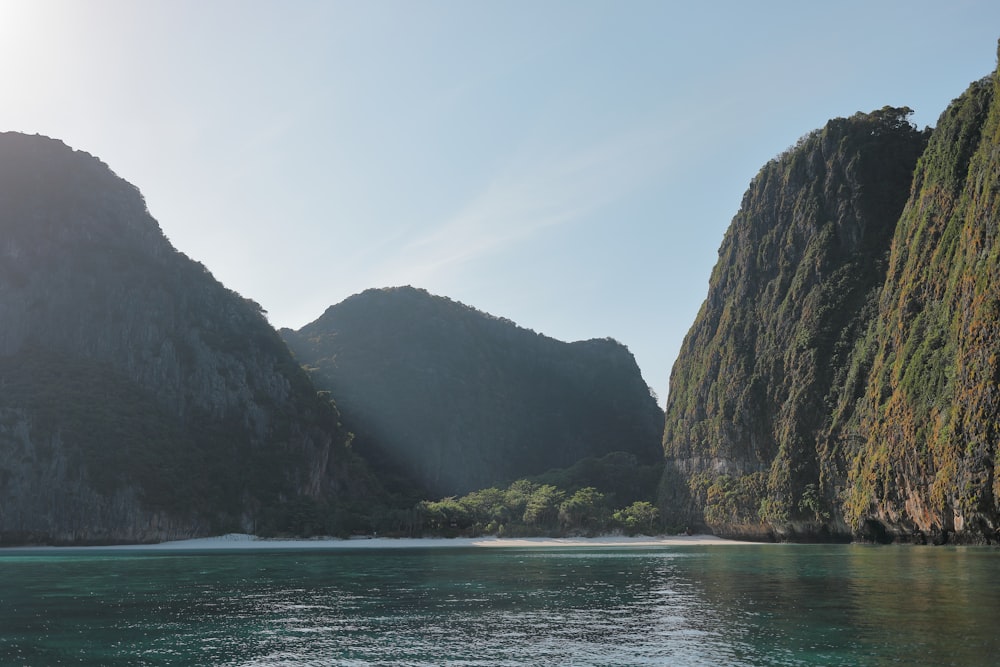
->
[1,545,998,666]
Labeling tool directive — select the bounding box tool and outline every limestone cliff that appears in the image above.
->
[659,109,928,540]
[282,287,664,498]
[0,133,366,544]
[662,46,1000,544]
[832,70,1000,543]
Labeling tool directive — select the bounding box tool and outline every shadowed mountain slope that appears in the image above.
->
[282,287,664,498]
[0,133,369,544]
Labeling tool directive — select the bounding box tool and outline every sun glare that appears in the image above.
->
[0,1,32,39]
[0,2,41,78]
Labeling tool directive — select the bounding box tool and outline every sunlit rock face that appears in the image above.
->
[662,49,1000,544]
[659,108,928,541]
[0,133,363,545]
[835,72,1000,545]
[282,286,665,498]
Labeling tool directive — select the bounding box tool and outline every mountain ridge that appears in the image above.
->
[282,285,664,499]
[0,132,370,544]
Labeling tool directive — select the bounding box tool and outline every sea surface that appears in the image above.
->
[1,542,998,666]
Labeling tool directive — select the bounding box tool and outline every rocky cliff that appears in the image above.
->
[661,47,1000,544]
[0,133,367,544]
[282,287,664,498]
[659,107,927,540]
[832,70,1000,543]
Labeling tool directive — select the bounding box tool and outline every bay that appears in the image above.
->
[1,543,998,666]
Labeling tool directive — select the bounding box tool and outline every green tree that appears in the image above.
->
[420,497,472,533]
[504,479,538,520]
[458,487,507,531]
[522,484,565,528]
[559,487,607,533]
[613,501,660,536]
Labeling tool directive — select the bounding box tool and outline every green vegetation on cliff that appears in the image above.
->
[661,45,1000,544]
[833,70,1000,541]
[660,107,928,540]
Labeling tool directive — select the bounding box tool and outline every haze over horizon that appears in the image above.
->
[2,0,999,399]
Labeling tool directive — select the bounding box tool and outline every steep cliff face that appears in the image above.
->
[0,133,364,544]
[282,287,664,497]
[663,45,1000,544]
[831,70,1000,543]
[659,108,928,539]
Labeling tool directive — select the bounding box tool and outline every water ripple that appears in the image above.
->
[3,545,1000,666]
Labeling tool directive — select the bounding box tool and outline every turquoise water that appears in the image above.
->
[1,544,998,666]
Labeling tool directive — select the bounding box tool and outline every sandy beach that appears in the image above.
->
[107,532,752,550]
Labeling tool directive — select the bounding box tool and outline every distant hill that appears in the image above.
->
[282,287,664,498]
[661,46,1000,544]
[0,133,371,545]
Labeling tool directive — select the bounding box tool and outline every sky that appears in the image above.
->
[1,1,999,401]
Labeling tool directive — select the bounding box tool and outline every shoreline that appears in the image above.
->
[2,533,760,551]
[108,533,757,550]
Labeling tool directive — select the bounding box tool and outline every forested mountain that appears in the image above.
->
[282,287,664,498]
[6,47,997,548]
[0,133,372,545]
[660,49,1000,544]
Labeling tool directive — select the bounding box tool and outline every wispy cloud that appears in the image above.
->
[369,123,676,287]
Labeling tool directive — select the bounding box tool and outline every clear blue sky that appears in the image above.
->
[2,1,998,400]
